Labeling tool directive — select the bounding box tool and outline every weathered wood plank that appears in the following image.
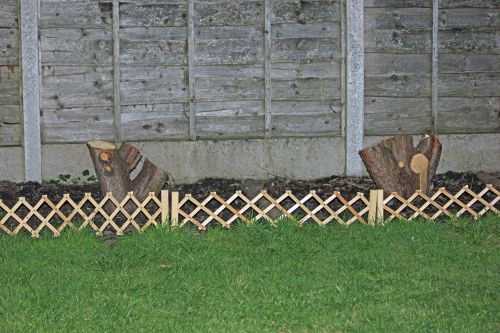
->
[437,97,500,134]
[196,101,263,117]
[194,1,263,26]
[364,97,432,135]
[0,123,21,145]
[40,28,112,65]
[40,1,112,28]
[196,115,265,139]
[120,39,186,65]
[196,77,264,102]
[365,8,431,30]
[0,28,19,64]
[272,100,343,114]
[271,113,342,137]
[272,78,341,101]
[194,39,263,65]
[121,65,185,79]
[272,38,341,63]
[194,65,263,78]
[439,9,499,29]
[121,103,186,117]
[271,61,341,79]
[194,26,262,40]
[0,65,19,105]
[0,105,20,123]
[120,3,187,27]
[271,22,340,39]
[119,27,186,40]
[121,113,189,141]
[365,74,431,97]
[439,30,499,53]
[120,76,187,104]
[0,5,18,28]
[365,53,431,75]
[272,0,341,24]
[365,29,431,53]
[439,0,500,9]
[439,53,500,73]
[438,72,500,97]
[42,121,115,143]
[41,67,113,109]
[364,0,431,7]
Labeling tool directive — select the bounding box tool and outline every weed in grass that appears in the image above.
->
[0,216,498,332]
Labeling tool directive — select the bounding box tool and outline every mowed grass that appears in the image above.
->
[0,216,498,332]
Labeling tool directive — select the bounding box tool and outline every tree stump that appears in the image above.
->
[87,141,167,205]
[358,134,442,197]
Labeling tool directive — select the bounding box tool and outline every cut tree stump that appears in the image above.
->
[87,141,167,206]
[359,134,442,197]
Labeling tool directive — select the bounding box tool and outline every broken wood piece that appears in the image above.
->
[358,134,442,197]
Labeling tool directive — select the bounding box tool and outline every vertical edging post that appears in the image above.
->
[368,189,377,225]
[376,189,384,222]
[161,190,169,225]
[20,0,42,182]
[187,0,196,140]
[171,191,179,227]
[112,0,121,144]
[431,0,439,134]
[345,0,364,177]
[264,0,272,138]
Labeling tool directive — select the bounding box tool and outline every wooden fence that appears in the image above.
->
[0,185,498,238]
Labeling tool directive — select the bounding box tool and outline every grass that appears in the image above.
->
[0,216,498,332]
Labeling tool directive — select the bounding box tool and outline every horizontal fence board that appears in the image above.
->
[364,97,432,135]
[439,0,500,9]
[438,72,500,97]
[365,74,431,97]
[364,0,431,8]
[439,53,500,73]
[42,121,115,143]
[195,25,262,40]
[194,1,263,26]
[439,30,500,54]
[196,101,263,117]
[0,65,19,105]
[196,77,264,102]
[271,22,340,39]
[271,113,341,137]
[272,0,341,24]
[194,65,263,78]
[439,8,500,29]
[120,2,187,27]
[0,5,18,28]
[120,76,187,104]
[0,104,20,123]
[365,53,431,75]
[0,28,19,64]
[194,39,264,65]
[272,100,343,115]
[121,113,189,141]
[120,39,186,65]
[196,114,265,139]
[40,1,112,28]
[365,29,431,53]
[271,38,341,63]
[119,27,186,40]
[41,67,113,109]
[271,61,341,79]
[40,28,112,65]
[120,65,185,80]
[121,103,186,117]
[365,8,431,30]
[437,97,500,134]
[272,78,341,100]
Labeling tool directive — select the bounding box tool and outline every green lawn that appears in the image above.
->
[0,216,498,332]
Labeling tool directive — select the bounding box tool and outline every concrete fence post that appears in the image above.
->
[20,0,42,182]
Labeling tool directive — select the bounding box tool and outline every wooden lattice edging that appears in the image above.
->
[0,185,498,237]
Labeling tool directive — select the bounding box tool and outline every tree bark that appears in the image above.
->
[359,134,441,197]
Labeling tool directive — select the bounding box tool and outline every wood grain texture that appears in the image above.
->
[271,113,341,137]
[272,38,341,62]
[120,2,187,27]
[438,72,500,97]
[0,29,19,64]
[439,53,500,73]
[272,78,341,100]
[365,8,431,30]
[365,74,431,97]
[439,9,499,29]
[121,113,189,141]
[0,5,18,28]
[0,65,19,105]
[365,29,431,53]
[40,1,112,28]
[439,30,499,53]
[272,0,341,24]
[194,1,263,26]
[364,0,431,8]
[437,97,500,133]
[365,53,431,75]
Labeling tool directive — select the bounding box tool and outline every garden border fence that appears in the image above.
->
[0,185,498,238]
